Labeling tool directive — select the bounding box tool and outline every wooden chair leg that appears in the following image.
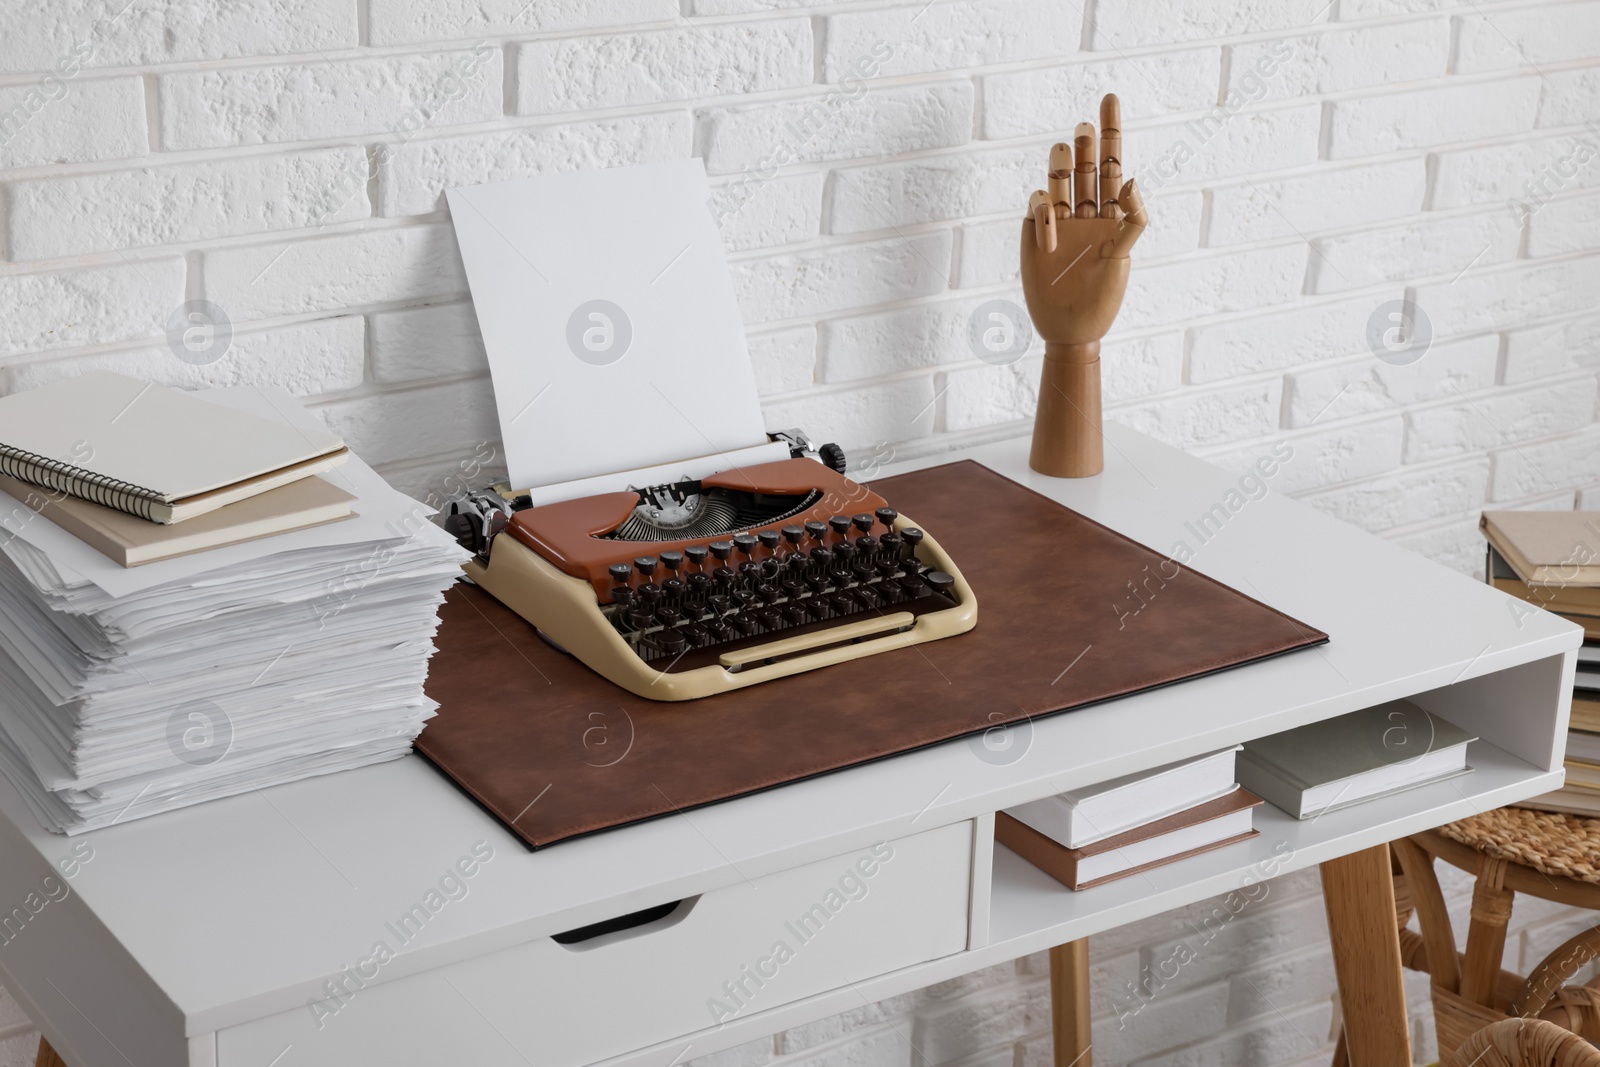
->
[1049,938,1092,1067]
[35,1037,68,1067]
[1322,843,1412,1066]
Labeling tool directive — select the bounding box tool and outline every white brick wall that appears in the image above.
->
[3,1,1599,1064]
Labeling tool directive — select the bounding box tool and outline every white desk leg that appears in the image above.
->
[1049,939,1092,1067]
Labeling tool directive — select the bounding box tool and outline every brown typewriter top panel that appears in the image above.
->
[507,458,890,596]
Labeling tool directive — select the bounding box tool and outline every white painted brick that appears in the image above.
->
[1198,417,1405,494]
[368,0,666,46]
[1285,334,1500,427]
[1092,980,1232,1064]
[1326,77,1541,157]
[1227,20,1450,102]
[821,294,993,382]
[828,145,1032,235]
[1207,159,1428,246]
[918,962,1018,1002]
[0,1032,42,1067]
[1434,130,1600,210]
[1133,999,1334,1067]
[1340,0,1472,14]
[1297,456,1491,533]
[0,257,183,356]
[1491,425,1600,500]
[1089,0,1329,48]
[944,332,1183,431]
[3,316,364,396]
[1412,254,1600,335]
[160,49,502,151]
[1539,66,1600,128]
[1191,296,1389,383]
[747,325,816,395]
[518,20,812,114]
[778,1025,910,1067]
[1132,103,1322,194]
[1503,310,1600,384]
[1403,378,1599,462]
[1112,378,1281,449]
[1528,190,1600,256]
[690,0,847,12]
[4,147,370,261]
[711,171,824,252]
[699,83,973,174]
[1138,895,1329,996]
[1458,2,1600,72]
[1120,244,1307,332]
[202,223,467,321]
[759,378,937,452]
[318,378,499,465]
[1388,513,1491,577]
[0,0,356,73]
[823,0,1078,82]
[775,996,916,1054]
[1309,208,1521,293]
[910,982,1047,1064]
[370,302,488,383]
[981,49,1222,139]
[730,230,951,324]
[0,76,145,170]
[379,112,693,217]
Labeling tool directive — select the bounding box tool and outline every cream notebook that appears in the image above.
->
[0,372,348,523]
[0,471,356,566]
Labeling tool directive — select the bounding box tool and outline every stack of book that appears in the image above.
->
[0,374,466,833]
[997,747,1261,891]
[1482,511,1600,817]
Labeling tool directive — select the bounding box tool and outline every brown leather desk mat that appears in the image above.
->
[417,460,1327,849]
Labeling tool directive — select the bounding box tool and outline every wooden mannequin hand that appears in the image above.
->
[1019,94,1148,347]
[1021,93,1148,479]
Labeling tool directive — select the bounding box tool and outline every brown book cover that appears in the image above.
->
[1481,512,1600,586]
[0,471,356,566]
[1490,577,1600,617]
[996,789,1263,891]
[1573,695,1600,734]
[418,460,1328,850]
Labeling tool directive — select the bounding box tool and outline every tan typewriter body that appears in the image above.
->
[465,458,977,702]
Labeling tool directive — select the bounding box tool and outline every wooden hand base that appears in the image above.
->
[1029,341,1104,478]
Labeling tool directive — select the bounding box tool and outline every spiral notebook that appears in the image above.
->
[0,372,348,523]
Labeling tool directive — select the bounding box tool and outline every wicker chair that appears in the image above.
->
[1445,1019,1600,1067]
[1351,808,1600,1062]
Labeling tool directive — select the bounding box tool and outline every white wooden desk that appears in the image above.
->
[0,426,1578,1067]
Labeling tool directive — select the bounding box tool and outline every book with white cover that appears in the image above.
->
[1237,699,1476,820]
[0,371,347,523]
[1005,746,1240,848]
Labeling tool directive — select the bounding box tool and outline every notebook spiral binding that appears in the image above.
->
[0,443,163,521]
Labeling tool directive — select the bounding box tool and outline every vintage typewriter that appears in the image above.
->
[445,435,977,702]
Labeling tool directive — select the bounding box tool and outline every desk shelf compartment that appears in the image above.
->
[213,821,972,1067]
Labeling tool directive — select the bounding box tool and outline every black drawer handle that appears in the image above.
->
[552,897,697,948]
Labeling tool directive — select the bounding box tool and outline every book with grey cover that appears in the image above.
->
[1237,700,1476,820]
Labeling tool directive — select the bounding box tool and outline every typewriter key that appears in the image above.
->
[855,534,878,553]
[879,578,905,603]
[655,605,683,625]
[756,583,781,604]
[731,614,760,637]
[875,507,898,532]
[782,579,806,600]
[810,547,833,568]
[901,528,924,548]
[634,556,657,579]
[733,533,758,558]
[805,573,831,594]
[833,541,856,562]
[609,563,633,587]
[638,582,662,602]
[784,605,810,627]
[755,607,784,632]
[757,529,781,554]
[735,589,760,610]
[828,515,852,539]
[684,544,709,568]
[805,520,828,543]
[782,525,805,548]
[855,586,882,609]
[662,578,686,597]
[660,550,683,572]
[713,566,736,588]
[925,571,956,595]
[852,514,875,533]
[880,533,902,554]
[687,573,711,594]
[831,592,858,615]
[627,608,655,630]
[708,594,733,615]
[876,559,900,578]
[899,557,922,576]
[655,630,688,656]
[711,621,738,642]
[612,586,636,607]
[709,540,733,561]
[852,562,875,585]
[682,623,710,648]
[739,561,762,581]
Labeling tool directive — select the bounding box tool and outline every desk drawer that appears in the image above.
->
[216,822,972,1067]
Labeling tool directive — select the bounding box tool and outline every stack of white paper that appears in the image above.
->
[0,386,467,834]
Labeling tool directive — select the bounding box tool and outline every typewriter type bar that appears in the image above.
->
[462,458,978,701]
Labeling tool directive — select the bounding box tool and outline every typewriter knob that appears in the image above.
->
[805,520,829,543]
[781,524,805,547]
[609,563,633,586]
[875,507,898,531]
[901,527,924,548]
[828,515,852,539]
[660,550,684,572]
[734,533,758,558]
[757,529,781,554]
[684,544,709,568]
[709,540,733,561]
[925,571,956,595]
[634,556,657,577]
[819,442,848,474]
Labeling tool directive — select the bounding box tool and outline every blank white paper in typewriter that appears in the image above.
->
[447,158,780,496]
